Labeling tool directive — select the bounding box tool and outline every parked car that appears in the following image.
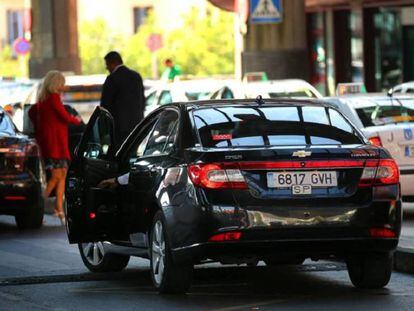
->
[391,81,414,94]
[323,94,414,201]
[208,79,323,100]
[65,99,400,294]
[145,80,226,116]
[0,107,46,229]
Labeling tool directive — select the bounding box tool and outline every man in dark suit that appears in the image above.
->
[101,51,145,149]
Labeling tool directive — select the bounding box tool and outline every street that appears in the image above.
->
[0,207,413,310]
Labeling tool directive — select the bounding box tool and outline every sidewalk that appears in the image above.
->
[395,204,414,274]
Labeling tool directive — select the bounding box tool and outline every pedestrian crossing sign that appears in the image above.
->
[250,0,283,24]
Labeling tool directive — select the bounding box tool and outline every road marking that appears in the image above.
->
[211,299,285,311]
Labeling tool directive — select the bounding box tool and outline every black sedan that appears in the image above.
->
[0,107,45,229]
[65,99,401,294]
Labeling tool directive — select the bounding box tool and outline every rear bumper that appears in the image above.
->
[0,178,40,215]
[172,238,399,263]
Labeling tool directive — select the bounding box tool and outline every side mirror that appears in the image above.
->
[387,88,394,97]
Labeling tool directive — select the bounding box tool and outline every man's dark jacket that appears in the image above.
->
[101,65,145,145]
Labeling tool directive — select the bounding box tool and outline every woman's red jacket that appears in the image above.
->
[28,93,81,160]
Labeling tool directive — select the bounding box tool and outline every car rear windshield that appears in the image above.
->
[192,105,362,148]
[62,85,102,103]
[268,90,317,99]
[355,99,414,126]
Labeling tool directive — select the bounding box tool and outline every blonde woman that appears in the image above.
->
[28,71,81,225]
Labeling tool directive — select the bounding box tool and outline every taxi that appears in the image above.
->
[324,92,414,201]
[208,79,323,100]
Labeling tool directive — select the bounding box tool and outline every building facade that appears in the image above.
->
[306,0,414,95]
[0,0,30,55]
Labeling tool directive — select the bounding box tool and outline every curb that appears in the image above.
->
[394,247,414,274]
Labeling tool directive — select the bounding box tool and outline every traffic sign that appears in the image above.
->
[250,0,283,24]
[12,37,31,55]
[147,34,163,52]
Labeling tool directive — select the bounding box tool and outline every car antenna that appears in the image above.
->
[255,95,265,106]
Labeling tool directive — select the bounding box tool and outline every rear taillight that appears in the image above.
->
[369,136,382,146]
[188,163,247,189]
[369,227,396,238]
[359,159,399,187]
[209,231,242,242]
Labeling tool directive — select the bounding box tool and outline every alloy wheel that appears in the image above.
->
[81,242,105,266]
[151,220,166,286]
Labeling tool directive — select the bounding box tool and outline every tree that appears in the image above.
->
[79,19,125,75]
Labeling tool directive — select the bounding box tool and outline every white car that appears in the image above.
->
[392,82,414,94]
[324,94,414,200]
[209,79,323,100]
[145,80,226,116]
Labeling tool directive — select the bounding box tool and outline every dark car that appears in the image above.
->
[0,107,46,229]
[65,99,401,294]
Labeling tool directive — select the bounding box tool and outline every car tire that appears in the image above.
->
[347,252,393,289]
[150,210,193,294]
[15,189,44,230]
[78,242,130,273]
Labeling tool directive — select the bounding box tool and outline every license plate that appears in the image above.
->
[267,171,338,189]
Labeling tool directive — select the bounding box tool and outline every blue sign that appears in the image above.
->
[250,0,283,24]
[404,128,413,140]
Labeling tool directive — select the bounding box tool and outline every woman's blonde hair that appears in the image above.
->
[37,70,66,103]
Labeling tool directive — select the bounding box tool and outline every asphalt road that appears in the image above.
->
[0,206,413,310]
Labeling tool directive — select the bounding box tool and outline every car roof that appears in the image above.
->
[168,98,331,109]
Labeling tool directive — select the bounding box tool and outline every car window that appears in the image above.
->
[355,99,414,126]
[268,90,316,98]
[159,91,172,105]
[146,91,157,106]
[0,111,16,136]
[62,84,102,104]
[83,114,113,159]
[221,87,234,99]
[144,110,179,156]
[193,105,361,148]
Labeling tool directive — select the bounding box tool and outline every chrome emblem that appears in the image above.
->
[292,150,312,158]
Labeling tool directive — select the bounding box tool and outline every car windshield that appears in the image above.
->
[354,98,414,126]
[193,105,362,148]
[0,112,16,136]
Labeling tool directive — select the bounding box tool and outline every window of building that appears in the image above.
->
[133,7,151,32]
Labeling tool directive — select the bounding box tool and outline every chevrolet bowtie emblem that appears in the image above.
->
[292,150,312,158]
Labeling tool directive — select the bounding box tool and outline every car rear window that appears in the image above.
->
[62,85,102,103]
[355,99,414,126]
[192,105,362,148]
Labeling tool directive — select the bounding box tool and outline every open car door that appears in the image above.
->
[65,107,124,243]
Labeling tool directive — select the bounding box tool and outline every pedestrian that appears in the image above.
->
[161,58,182,82]
[28,71,82,225]
[101,51,145,148]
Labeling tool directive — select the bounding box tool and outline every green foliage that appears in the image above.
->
[0,45,26,77]
[158,7,235,77]
[78,4,235,78]
[79,18,125,74]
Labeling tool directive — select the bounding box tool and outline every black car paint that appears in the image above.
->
[65,100,401,265]
[0,133,45,215]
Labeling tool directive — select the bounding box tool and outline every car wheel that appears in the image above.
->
[15,188,44,230]
[150,211,193,294]
[347,252,393,289]
[78,242,130,273]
